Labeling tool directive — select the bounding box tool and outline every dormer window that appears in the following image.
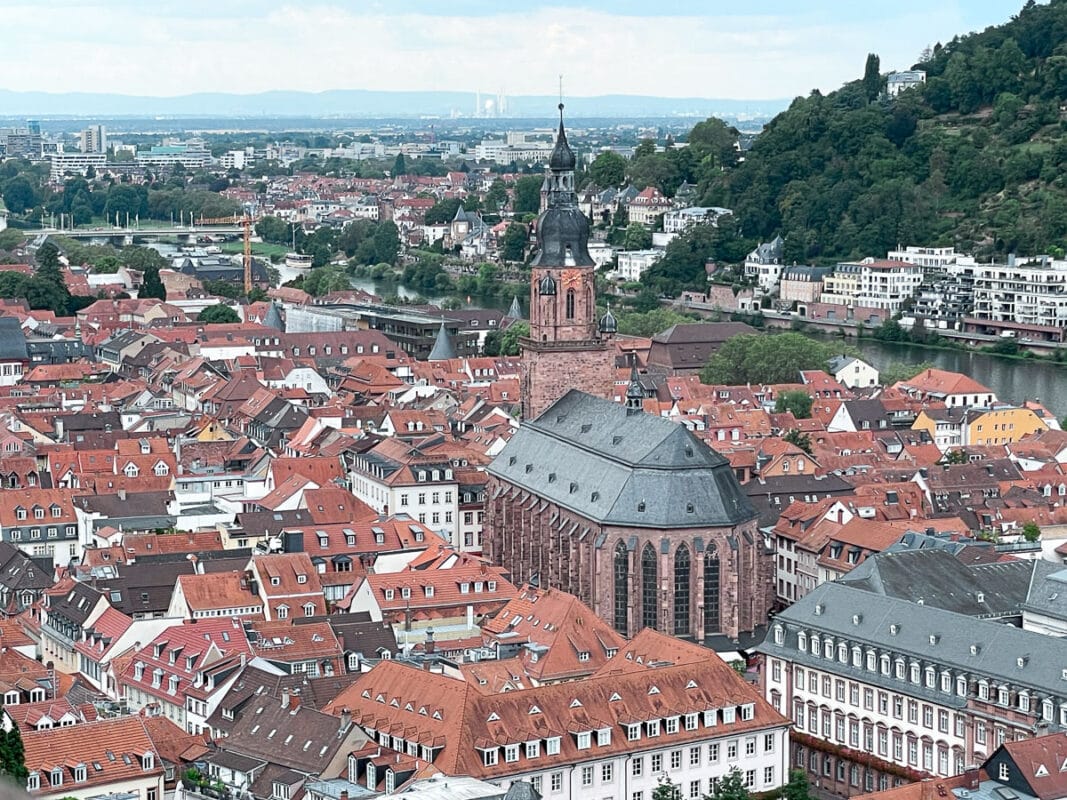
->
[50,768,62,786]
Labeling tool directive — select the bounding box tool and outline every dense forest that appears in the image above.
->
[701,0,1067,264]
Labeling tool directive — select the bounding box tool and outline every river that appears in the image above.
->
[850,339,1067,418]
[348,277,518,313]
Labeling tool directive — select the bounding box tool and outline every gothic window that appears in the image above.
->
[613,541,629,634]
[704,544,721,636]
[674,544,691,636]
[641,543,658,631]
[565,289,575,320]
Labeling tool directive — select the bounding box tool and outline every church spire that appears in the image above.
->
[531,104,592,268]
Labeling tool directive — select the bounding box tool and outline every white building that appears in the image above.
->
[758,572,1067,790]
[971,255,1067,328]
[347,441,462,549]
[49,152,106,181]
[744,235,785,291]
[887,245,975,276]
[664,206,732,234]
[827,355,880,389]
[887,70,927,96]
[820,258,923,312]
[614,249,662,281]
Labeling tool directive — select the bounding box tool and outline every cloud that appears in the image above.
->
[0,1,1021,100]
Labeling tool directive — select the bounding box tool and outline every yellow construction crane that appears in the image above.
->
[195,213,254,294]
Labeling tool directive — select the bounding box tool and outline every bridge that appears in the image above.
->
[33,224,246,240]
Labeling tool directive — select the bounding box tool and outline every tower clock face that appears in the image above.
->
[562,269,582,289]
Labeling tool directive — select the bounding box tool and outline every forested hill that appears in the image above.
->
[702,0,1067,263]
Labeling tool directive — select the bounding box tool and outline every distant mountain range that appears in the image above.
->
[0,89,788,120]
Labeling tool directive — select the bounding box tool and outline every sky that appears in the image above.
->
[0,0,1030,100]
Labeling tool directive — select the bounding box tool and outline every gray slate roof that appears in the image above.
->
[488,390,755,528]
[838,549,1034,617]
[759,579,1067,701]
[0,317,28,362]
[1022,561,1067,621]
[427,321,456,361]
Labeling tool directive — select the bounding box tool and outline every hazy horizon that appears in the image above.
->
[0,1,1027,102]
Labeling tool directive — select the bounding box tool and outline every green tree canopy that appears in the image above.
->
[500,223,528,262]
[198,304,241,324]
[499,321,529,356]
[588,151,627,188]
[707,767,750,800]
[140,264,167,300]
[775,389,814,419]
[1022,521,1041,543]
[302,265,351,296]
[2,176,36,214]
[623,223,653,251]
[783,428,813,455]
[512,176,543,215]
[700,333,845,385]
[780,769,812,800]
[372,221,400,265]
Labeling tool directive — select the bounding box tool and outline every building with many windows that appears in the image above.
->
[325,629,791,800]
[757,572,1067,797]
[820,259,923,313]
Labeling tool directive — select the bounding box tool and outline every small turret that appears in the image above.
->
[626,363,644,413]
[427,320,457,361]
[599,305,617,336]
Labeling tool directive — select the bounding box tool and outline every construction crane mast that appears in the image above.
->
[195,213,254,295]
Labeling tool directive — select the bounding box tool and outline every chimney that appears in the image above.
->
[424,628,435,655]
[964,767,980,790]
[281,688,290,710]
[339,707,352,736]
[340,793,349,800]
[118,488,126,501]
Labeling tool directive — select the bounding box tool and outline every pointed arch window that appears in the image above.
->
[565,289,576,320]
[613,541,629,634]
[704,544,721,636]
[641,543,658,631]
[674,544,691,636]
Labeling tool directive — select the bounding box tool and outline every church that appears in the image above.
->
[484,108,774,642]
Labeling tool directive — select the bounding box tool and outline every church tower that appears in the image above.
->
[521,105,616,420]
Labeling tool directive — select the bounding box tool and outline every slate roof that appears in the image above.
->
[1021,561,1067,622]
[0,317,29,361]
[488,390,754,528]
[837,549,1034,617]
[759,580,1067,701]
[427,321,457,362]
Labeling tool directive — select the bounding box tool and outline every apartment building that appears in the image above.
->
[820,259,923,313]
[971,256,1067,329]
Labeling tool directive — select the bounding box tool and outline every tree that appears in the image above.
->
[863,52,882,100]
[392,153,407,177]
[0,720,28,781]
[623,223,653,251]
[373,221,400,265]
[1022,521,1041,543]
[255,215,290,244]
[700,333,842,385]
[783,429,813,455]
[775,390,814,419]
[302,265,351,296]
[424,198,468,225]
[141,264,167,300]
[706,767,749,800]
[652,776,683,800]
[780,769,812,800]
[499,321,530,356]
[513,176,543,215]
[0,229,24,251]
[588,151,627,188]
[943,449,969,465]
[500,223,528,262]
[482,330,502,356]
[2,176,36,214]
[198,304,241,324]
